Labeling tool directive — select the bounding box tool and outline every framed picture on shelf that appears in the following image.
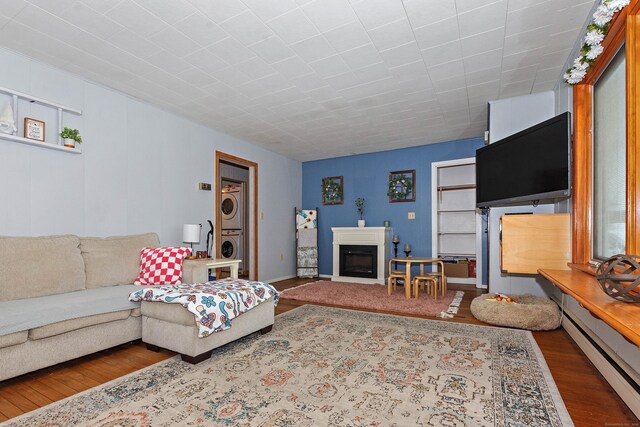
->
[24,117,45,142]
[388,170,415,202]
[322,176,344,205]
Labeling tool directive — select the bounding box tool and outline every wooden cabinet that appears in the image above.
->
[501,213,571,274]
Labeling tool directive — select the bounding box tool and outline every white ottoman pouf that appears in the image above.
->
[142,297,275,364]
[470,294,561,331]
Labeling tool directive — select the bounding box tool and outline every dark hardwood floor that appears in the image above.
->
[0,278,637,426]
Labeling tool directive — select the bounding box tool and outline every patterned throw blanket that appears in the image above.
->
[128,279,279,338]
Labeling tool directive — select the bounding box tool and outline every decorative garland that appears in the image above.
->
[388,174,413,199]
[564,0,630,85]
[322,179,343,204]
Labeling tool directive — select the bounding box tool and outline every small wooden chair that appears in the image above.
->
[432,273,447,297]
[388,260,405,295]
[413,275,438,299]
[417,266,447,298]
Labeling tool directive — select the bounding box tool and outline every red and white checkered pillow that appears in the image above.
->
[135,247,191,286]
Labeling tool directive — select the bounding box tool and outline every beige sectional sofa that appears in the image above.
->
[0,233,159,381]
[0,233,275,381]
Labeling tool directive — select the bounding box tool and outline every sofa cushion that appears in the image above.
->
[80,233,160,288]
[29,310,132,340]
[0,235,85,301]
[0,285,142,336]
[141,301,196,326]
[0,331,28,349]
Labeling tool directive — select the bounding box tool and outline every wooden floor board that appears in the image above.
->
[0,396,23,419]
[0,388,39,413]
[18,378,66,403]
[0,277,636,425]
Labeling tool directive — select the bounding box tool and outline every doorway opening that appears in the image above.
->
[215,151,258,281]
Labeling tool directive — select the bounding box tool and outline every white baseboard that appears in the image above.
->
[559,306,640,418]
[331,275,384,284]
[266,274,296,283]
[268,274,331,283]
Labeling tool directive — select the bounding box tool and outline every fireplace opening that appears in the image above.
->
[339,245,377,278]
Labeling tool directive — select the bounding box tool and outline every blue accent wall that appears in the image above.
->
[302,137,484,276]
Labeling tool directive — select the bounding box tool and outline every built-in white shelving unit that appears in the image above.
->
[431,157,483,287]
[0,86,82,154]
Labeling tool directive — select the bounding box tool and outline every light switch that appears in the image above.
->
[408,212,416,220]
[260,212,264,220]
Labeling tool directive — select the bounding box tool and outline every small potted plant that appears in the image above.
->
[60,127,82,148]
[355,197,365,227]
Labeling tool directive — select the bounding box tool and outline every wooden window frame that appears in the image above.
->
[572,1,640,265]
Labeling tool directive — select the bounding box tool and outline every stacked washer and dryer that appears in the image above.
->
[220,184,244,273]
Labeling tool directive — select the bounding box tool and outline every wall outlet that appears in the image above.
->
[260,212,264,220]
[280,253,284,261]
[408,212,416,219]
[198,182,211,191]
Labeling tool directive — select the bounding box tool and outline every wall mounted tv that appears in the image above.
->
[476,112,571,208]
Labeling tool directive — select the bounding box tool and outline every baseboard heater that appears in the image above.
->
[552,295,640,418]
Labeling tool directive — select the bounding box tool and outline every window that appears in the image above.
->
[572,2,640,265]
[592,48,626,259]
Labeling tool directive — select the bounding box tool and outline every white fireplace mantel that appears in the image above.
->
[332,227,390,284]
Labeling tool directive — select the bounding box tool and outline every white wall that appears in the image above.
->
[487,91,559,296]
[0,47,301,282]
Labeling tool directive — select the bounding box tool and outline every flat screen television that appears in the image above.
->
[476,112,571,208]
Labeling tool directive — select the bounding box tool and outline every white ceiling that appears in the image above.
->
[0,0,594,161]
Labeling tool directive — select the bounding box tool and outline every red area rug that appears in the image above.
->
[280,280,463,318]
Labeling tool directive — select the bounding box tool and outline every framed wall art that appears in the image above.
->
[24,117,45,142]
[322,176,344,205]
[388,170,415,202]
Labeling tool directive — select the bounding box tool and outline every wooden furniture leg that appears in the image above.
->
[260,325,273,334]
[388,260,403,295]
[436,261,446,297]
[388,260,393,295]
[441,275,447,296]
[181,350,213,364]
[405,265,412,299]
[146,343,160,352]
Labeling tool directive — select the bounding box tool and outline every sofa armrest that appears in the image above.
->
[182,259,209,284]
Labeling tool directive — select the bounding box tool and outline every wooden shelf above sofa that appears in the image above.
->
[539,268,640,347]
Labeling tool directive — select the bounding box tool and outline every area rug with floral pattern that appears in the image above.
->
[2,305,573,426]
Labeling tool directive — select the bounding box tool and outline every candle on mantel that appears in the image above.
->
[392,235,399,243]
[404,243,411,252]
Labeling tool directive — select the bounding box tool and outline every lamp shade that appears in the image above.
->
[182,224,200,244]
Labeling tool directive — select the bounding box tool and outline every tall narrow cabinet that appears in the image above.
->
[431,157,483,287]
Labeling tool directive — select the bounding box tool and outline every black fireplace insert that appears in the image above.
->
[339,244,377,278]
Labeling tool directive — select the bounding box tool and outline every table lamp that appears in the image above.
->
[183,224,201,258]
